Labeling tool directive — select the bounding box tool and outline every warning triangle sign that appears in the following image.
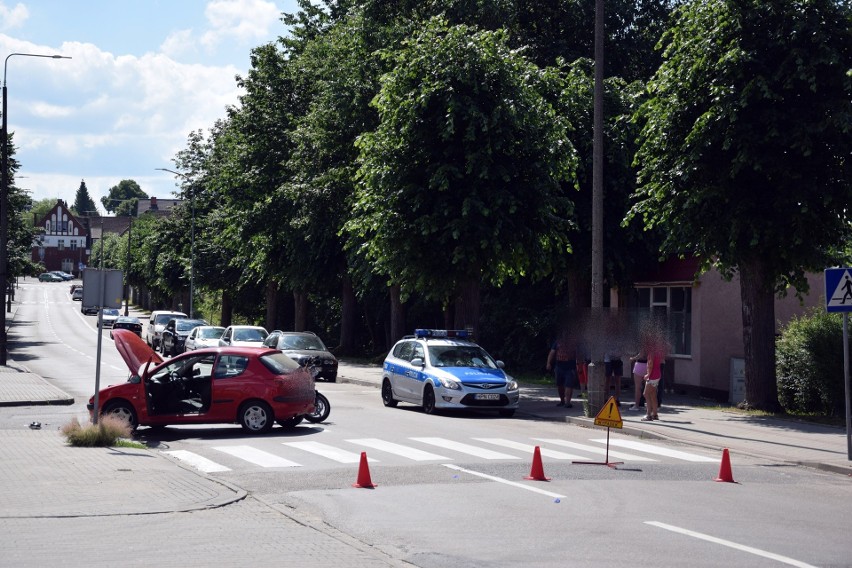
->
[827,270,852,308]
[594,396,623,429]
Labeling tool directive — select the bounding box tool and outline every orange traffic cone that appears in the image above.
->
[714,448,737,483]
[524,446,551,481]
[352,451,377,488]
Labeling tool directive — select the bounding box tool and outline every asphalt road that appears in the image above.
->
[6,280,852,568]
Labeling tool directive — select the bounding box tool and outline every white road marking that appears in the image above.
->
[347,438,450,461]
[473,438,584,460]
[646,522,818,568]
[213,445,302,468]
[283,441,375,463]
[534,438,657,462]
[411,437,520,460]
[443,464,566,499]
[592,439,717,462]
[163,450,231,473]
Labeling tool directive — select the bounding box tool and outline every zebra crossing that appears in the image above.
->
[163,435,717,473]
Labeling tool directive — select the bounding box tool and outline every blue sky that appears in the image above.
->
[0,0,301,211]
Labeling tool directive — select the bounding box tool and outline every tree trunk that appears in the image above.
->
[453,277,481,337]
[339,275,357,355]
[293,290,308,332]
[220,291,233,328]
[389,284,405,345]
[265,280,278,332]
[739,257,781,412]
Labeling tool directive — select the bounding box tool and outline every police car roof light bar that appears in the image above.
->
[414,329,470,339]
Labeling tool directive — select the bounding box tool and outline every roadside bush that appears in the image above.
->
[61,415,133,447]
[776,309,846,416]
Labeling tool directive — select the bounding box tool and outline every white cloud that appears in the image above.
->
[160,28,197,60]
[0,2,28,30]
[201,0,281,50]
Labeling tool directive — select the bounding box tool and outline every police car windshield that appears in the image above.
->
[428,345,497,369]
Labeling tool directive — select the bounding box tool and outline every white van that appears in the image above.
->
[145,310,187,350]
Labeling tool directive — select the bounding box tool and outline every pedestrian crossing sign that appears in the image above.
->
[594,396,623,429]
[824,268,852,312]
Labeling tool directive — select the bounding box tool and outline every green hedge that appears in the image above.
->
[776,309,847,416]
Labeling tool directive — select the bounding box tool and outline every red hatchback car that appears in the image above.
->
[88,329,316,434]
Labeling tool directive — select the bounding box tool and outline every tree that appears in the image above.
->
[29,198,57,227]
[72,180,98,216]
[629,0,852,411]
[101,179,147,216]
[348,18,578,336]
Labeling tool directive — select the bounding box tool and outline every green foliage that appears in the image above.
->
[72,180,98,216]
[349,17,577,301]
[776,309,846,416]
[101,179,147,216]
[29,198,57,227]
[61,415,134,447]
[630,0,852,291]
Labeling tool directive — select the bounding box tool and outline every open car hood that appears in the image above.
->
[112,328,163,376]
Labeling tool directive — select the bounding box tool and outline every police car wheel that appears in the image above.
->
[382,379,398,407]
[422,385,437,415]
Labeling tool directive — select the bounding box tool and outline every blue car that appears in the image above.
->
[381,329,519,417]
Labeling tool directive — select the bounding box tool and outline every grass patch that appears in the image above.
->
[513,371,553,386]
[61,415,139,447]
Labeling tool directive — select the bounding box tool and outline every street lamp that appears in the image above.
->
[1,52,71,366]
[156,168,194,317]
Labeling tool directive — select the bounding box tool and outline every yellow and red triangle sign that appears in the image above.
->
[594,396,623,429]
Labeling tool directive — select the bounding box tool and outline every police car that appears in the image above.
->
[381,329,520,416]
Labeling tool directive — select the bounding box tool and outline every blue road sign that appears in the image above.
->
[825,268,852,312]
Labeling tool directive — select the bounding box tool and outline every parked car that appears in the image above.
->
[110,316,143,338]
[89,329,316,433]
[50,271,74,281]
[160,318,208,357]
[81,304,99,315]
[71,287,83,301]
[100,308,121,327]
[263,330,338,382]
[38,272,62,282]
[381,328,520,417]
[145,310,188,351]
[218,325,268,348]
[184,325,226,351]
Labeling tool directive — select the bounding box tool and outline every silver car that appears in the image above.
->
[184,325,226,351]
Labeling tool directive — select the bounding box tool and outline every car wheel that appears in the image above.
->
[381,379,398,408]
[326,375,337,383]
[304,392,330,423]
[498,409,516,418]
[102,400,138,431]
[276,416,303,429]
[238,401,274,434]
[422,385,437,415]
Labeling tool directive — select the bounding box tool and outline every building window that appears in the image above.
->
[630,286,692,356]
[70,241,78,251]
[58,239,65,251]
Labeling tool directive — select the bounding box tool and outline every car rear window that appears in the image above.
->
[259,352,301,375]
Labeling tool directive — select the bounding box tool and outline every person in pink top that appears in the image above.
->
[641,330,667,421]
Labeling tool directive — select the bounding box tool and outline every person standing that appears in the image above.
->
[546,332,580,408]
[628,349,647,411]
[641,333,666,421]
[604,350,624,406]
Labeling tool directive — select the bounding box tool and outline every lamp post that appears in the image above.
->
[156,168,194,317]
[1,52,71,366]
